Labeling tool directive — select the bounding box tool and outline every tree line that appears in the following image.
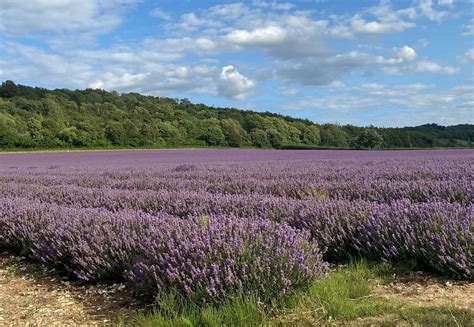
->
[0,81,472,150]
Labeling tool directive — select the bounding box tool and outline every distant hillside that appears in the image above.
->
[0,81,472,150]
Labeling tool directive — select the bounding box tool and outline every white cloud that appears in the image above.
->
[252,1,295,10]
[379,50,458,76]
[225,25,287,46]
[0,0,137,37]
[350,16,415,34]
[276,51,376,86]
[463,19,474,36]
[89,72,150,90]
[414,60,458,74]
[396,45,417,61]
[221,15,328,60]
[330,0,457,38]
[419,0,449,22]
[1,41,222,95]
[461,48,474,63]
[330,1,417,38]
[2,43,94,87]
[466,49,474,61]
[281,82,474,126]
[150,7,172,20]
[437,0,454,5]
[218,65,255,99]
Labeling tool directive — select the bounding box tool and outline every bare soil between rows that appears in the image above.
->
[0,253,472,325]
[0,253,149,326]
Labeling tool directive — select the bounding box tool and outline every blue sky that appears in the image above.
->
[0,0,473,127]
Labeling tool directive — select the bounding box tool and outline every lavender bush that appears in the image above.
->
[0,198,324,302]
[128,215,324,303]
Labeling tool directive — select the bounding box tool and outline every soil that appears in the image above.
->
[374,271,474,310]
[0,253,149,326]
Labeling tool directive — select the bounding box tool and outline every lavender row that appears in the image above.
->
[1,189,471,278]
[0,198,324,303]
[1,171,472,205]
[1,157,471,203]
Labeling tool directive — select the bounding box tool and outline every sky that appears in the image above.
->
[0,0,473,127]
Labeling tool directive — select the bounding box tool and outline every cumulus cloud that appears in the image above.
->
[350,16,415,35]
[218,65,255,99]
[419,0,449,21]
[0,0,137,36]
[413,60,458,74]
[330,0,457,38]
[2,43,94,87]
[89,72,150,90]
[150,7,172,20]
[223,15,328,60]
[378,47,458,76]
[330,1,416,38]
[277,51,376,86]
[396,45,417,61]
[281,82,474,126]
[252,1,295,10]
[225,26,287,46]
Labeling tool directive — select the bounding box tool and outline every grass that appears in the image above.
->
[116,260,473,326]
[117,295,267,327]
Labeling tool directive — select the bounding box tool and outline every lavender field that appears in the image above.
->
[0,149,472,305]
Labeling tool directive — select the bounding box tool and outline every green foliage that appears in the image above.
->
[1,81,472,150]
[250,129,271,148]
[320,124,349,147]
[353,129,384,149]
[301,124,321,145]
[198,118,225,146]
[266,128,284,148]
[0,112,20,147]
[125,293,266,327]
[221,118,248,147]
[305,260,378,320]
[119,261,474,326]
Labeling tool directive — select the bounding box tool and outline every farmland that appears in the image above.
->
[0,149,473,325]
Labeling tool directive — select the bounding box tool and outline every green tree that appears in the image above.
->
[199,118,225,146]
[0,80,20,98]
[250,129,270,148]
[221,118,246,147]
[122,120,142,146]
[320,124,349,147]
[106,122,125,146]
[27,117,43,143]
[301,125,321,145]
[158,121,183,146]
[0,113,19,147]
[267,129,284,148]
[354,129,384,149]
[59,126,81,146]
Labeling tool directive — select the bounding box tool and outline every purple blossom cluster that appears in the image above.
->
[0,149,472,302]
[0,198,323,302]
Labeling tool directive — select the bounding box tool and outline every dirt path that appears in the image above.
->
[0,253,147,326]
[374,271,474,310]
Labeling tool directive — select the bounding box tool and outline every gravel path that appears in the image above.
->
[374,271,474,310]
[0,253,146,326]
